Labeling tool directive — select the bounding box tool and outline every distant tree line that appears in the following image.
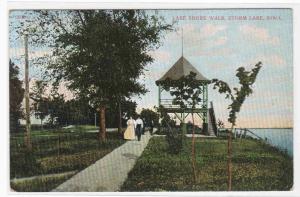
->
[10,58,160,132]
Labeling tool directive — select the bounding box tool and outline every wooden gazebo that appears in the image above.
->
[156,56,216,135]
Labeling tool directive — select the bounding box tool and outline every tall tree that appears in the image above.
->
[36,10,172,141]
[211,61,262,191]
[9,60,24,133]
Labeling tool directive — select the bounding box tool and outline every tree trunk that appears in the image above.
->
[191,112,197,183]
[118,101,122,135]
[98,106,106,141]
[227,125,234,191]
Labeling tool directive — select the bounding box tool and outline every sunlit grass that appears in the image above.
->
[121,137,293,191]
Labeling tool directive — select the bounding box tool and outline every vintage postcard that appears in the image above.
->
[9,7,293,193]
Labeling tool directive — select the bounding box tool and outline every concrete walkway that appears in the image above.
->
[52,132,152,192]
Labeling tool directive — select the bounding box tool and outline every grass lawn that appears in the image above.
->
[12,125,98,137]
[121,136,293,191]
[10,128,125,192]
[10,172,76,192]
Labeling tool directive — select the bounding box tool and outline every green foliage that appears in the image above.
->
[35,10,172,109]
[46,90,66,126]
[140,108,159,127]
[159,110,176,128]
[31,80,49,125]
[33,84,97,127]
[211,62,262,125]
[165,131,185,154]
[30,85,138,128]
[10,150,42,178]
[159,107,183,153]
[106,99,137,128]
[186,122,202,134]
[217,119,225,129]
[211,62,262,190]
[38,150,112,174]
[53,98,95,126]
[9,60,24,133]
[158,72,203,108]
[121,137,293,191]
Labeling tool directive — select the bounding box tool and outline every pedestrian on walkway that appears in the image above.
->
[135,116,144,141]
[123,117,135,140]
[142,118,146,135]
[149,120,154,135]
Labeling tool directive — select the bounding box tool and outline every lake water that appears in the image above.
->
[240,128,293,157]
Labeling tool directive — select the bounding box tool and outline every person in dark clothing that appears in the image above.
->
[135,116,144,141]
[142,118,146,135]
[149,120,154,135]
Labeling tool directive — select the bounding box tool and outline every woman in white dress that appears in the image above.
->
[123,117,135,140]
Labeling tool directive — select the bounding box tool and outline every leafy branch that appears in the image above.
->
[211,61,262,126]
[211,61,262,191]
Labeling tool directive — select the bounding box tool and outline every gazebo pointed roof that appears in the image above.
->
[156,56,209,83]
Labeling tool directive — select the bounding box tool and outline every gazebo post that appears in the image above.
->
[181,112,187,134]
[158,85,161,107]
[206,84,209,129]
[201,83,209,134]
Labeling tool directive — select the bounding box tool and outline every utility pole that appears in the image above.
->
[24,34,32,151]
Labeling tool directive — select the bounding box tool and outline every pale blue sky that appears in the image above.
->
[136,9,293,128]
[9,9,293,128]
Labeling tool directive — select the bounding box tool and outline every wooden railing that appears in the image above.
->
[160,99,204,109]
[234,128,267,141]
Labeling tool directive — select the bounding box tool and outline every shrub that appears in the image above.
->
[165,130,185,154]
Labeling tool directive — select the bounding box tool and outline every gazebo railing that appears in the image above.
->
[160,99,204,109]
